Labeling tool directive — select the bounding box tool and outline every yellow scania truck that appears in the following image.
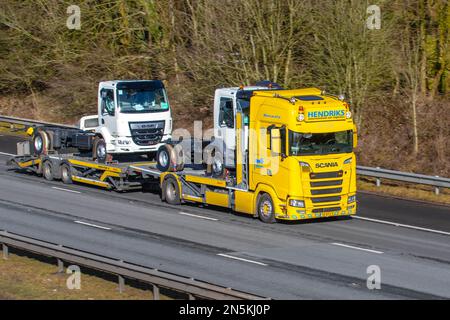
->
[9,85,357,223]
[157,86,357,222]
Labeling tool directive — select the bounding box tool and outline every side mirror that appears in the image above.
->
[352,125,358,148]
[270,128,281,155]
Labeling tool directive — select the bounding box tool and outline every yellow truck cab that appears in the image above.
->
[248,88,357,222]
[157,86,357,223]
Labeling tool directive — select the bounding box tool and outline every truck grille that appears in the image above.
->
[310,180,342,187]
[129,121,165,146]
[311,188,342,195]
[312,207,341,213]
[311,196,341,203]
[310,171,343,179]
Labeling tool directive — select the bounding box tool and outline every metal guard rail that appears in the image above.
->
[0,230,269,300]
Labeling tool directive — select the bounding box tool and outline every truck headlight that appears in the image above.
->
[344,157,352,164]
[289,199,305,207]
[348,195,356,204]
[346,111,352,119]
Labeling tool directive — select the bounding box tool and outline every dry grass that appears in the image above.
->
[358,178,450,205]
[0,251,171,300]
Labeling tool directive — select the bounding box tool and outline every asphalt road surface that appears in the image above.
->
[0,135,449,299]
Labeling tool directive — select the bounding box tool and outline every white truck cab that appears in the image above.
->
[213,82,282,168]
[80,80,172,160]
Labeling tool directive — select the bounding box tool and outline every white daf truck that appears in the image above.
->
[32,80,173,162]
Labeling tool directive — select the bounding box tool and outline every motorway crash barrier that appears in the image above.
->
[357,166,450,196]
[0,230,270,300]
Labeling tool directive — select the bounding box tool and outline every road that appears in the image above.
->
[0,135,449,299]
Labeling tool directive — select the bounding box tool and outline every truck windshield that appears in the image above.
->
[289,130,352,155]
[118,88,169,113]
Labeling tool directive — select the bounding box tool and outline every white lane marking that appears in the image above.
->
[217,253,268,266]
[179,211,218,221]
[353,215,450,236]
[52,186,81,194]
[331,242,384,254]
[0,151,16,156]
[74,220,111,230]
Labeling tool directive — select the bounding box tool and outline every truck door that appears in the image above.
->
[98,87,117,136]
[215,94,236,166]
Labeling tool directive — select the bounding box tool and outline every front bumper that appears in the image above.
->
[107,135,170,154]
[275,198,357,221]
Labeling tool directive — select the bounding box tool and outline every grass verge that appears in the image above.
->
[0,249,172,300]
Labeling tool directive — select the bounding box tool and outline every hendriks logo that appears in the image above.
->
[315,162,338,168]
[307,110,345,118]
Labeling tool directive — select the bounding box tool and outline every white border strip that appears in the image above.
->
[353,215,450,236]
[52,187,81,194]
[179,211,218,221]
[331,242,384,254]
[74,220,111,230]
[217,253,268,266]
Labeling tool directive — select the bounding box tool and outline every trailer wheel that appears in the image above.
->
[60,163,73,184]
[257,193,276,223]
[162,176,181,205]
[211,150,224,178]
[43,160,53,181]
[94,138,107,163]
[33,131,49,155]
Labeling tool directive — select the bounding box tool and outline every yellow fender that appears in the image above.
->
[254,183,284,217]
[160,172,183,201]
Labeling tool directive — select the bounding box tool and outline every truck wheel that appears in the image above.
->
[94,138,107,163]
[157,145,171,172]
[257,193,276,223]
[60,163,73,184]
[43,160,53,181]
[162,176,181,205]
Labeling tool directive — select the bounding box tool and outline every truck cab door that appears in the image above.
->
[215,94,236,166]
[98,87,117,137]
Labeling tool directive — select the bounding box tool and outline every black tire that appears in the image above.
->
[257,193,276,223]
[162,176,181,205]
[156,145,171,172]
[42,160,53,181]
[60,163,73,184]
[94,137,107,163]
